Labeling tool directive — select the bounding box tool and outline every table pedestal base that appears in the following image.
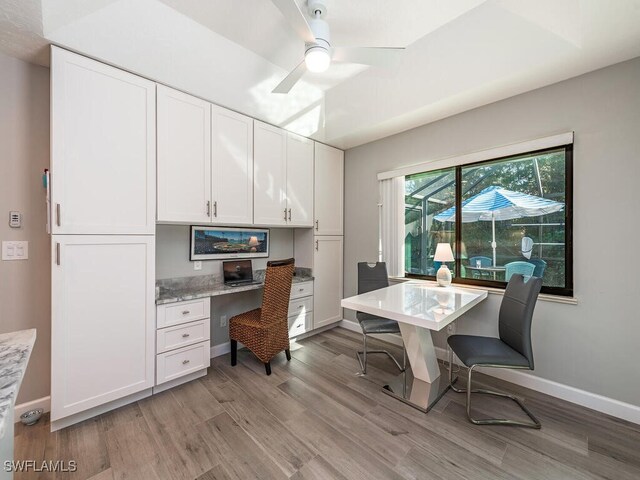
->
[382,361,453,412]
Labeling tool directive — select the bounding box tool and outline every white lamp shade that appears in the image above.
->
[248,236,259,247]
[434,243,454,262]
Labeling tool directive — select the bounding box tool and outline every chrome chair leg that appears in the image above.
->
[356,332,405,375]
[448,361,541,429]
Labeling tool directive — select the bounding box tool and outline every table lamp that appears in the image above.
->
[434,243,454,287]
[248,236,259,252]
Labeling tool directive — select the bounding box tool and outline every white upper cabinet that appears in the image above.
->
[253,121,288,226]
[314,143,344,235]
[157,85,212,223]
[286,133,314,227]
[51,47,156,235]
[254,122,315,227]
[211,106,254,225]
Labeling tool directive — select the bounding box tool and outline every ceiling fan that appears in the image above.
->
[271,0,405,93]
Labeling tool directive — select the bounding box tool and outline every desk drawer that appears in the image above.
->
[157,298,210,328]
[290,281,313,300]
[156,341,210,385]
[288,296,313,317]
[288,312,312,337]
[157,319,210,354]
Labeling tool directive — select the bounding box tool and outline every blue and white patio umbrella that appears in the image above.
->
[433,185,564,267]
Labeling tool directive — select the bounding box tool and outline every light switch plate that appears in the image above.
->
[193,261,202,271]
[2,241,29,260]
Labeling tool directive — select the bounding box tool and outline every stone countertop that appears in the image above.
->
[0,329,36,440]
[156,269,314,305]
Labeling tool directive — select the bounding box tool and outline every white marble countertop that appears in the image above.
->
[156,271,314,305]
[0,329,36,439]
[341,281,488,331]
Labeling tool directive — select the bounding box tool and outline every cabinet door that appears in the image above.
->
[314,143,344,235]
[51,47,155,234]
[313,236,344,328]
[211,106,254,225]
[286,133,314,227]
[157,85,212,223]
[253,121,287,226]
[51,235,155,421]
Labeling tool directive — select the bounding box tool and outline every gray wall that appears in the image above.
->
[0,52,51,404]
[156,225,295,345]
[344,57,640,407]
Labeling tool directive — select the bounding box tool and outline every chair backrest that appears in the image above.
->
[498,275,542,369]
[527,258,547,278]
[505,261,535,281]
[357,262,389,294]
[260,258,295,324]
[469,256,492,267]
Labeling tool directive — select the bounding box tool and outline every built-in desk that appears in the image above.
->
[154,269,313,392]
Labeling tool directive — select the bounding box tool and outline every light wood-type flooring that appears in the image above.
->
[13,327,640,479]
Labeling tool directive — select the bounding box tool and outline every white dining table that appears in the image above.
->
[341,281,488,412]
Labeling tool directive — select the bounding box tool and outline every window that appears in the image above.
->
[404,145,573,296]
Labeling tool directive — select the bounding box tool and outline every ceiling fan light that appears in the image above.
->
[305,47,331,73]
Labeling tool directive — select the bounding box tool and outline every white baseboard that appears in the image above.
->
[14,396,51,418]
[210,342,232,359]
[339,320,640,425]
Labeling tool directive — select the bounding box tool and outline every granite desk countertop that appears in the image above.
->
[0,329,36,440]
[156,268,314,305]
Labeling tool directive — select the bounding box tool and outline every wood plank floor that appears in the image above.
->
[13,327,640,480]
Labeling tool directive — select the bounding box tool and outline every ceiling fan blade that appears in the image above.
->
[271,0,316,44]
[272,61,307,94]
[332,47,405,68]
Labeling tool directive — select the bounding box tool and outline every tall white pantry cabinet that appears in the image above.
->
[50,47,156,430]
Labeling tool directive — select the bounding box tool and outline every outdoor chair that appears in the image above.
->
[526,258,547,278]
[505,261,535,281]
[469,256,492,279]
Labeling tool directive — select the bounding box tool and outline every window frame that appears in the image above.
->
[405,144,574,297]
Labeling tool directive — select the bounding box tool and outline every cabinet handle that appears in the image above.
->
[297,305,303,309]
[315,220,319,231]
[315,240,319,251]
[55,242,60,265]
[206,201,211,217]
[214,201,218,218]
[182,333,190,338]
[182,310,190,315]
[288,208,291,221]
[299,288,304,292]
[56,203,61,226]
[284,208,288,221]
[182,359,190,365]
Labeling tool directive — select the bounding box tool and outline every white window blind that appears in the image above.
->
[379,176,405,277]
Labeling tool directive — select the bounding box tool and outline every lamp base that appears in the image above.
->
[436,265,452,287]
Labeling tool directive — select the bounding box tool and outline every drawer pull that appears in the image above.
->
[297,305,304,309]
[182,333,190,338]
[182,359,190,365]
[182,310,190,315]
[298,288,304,292]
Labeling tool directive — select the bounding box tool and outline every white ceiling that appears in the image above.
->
[1,0,640,149]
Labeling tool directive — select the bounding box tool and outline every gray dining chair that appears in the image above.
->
[447,274,543,428]
[355,262,405,374]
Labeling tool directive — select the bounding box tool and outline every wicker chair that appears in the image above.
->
[229,258,295,375]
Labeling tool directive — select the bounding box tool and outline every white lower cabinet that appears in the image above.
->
[313,236,344,328]
[156,342,210,385]
[51,235,155,424]
[287,281,314,337]
[155,298,211,388]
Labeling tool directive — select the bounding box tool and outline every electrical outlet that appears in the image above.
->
[194,261,202,271]
[220,315,228,328]
[447,323,456,335]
